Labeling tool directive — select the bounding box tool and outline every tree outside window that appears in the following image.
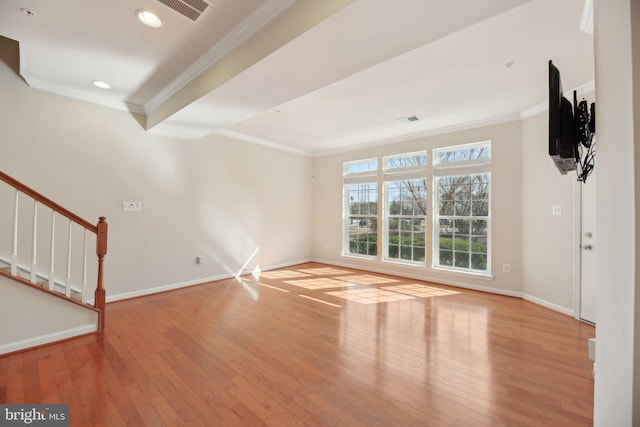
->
[386,179,427,262]
[437,174,489,270]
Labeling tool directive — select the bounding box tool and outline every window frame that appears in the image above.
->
[433,141,491,169]
[343,159,380,259]
[383,177,428,264]
[381,151,428,265]
[344,158,379,176]
[432,142,491,275]
[341,142,491,276]
[343,181,379,259]
[383,151,428,173]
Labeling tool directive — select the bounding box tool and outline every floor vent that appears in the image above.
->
[157,0,212,22]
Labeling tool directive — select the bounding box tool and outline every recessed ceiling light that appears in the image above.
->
[92,80,111,89]
[136,10,163,28]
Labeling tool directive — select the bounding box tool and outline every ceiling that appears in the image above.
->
[0,0,595,156]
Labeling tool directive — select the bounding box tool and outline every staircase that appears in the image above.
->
[0,170,107,351]
[0,257,85,304]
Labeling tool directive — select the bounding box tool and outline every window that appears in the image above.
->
[434,143,490,165]
[344,158,379,258]
[385,179,427,262]
[384,152,427,169]
[342,142,490,274]
[383,152,427,263]
[434,142,490,273]
[344,182,378,257]
[344,158,378,175]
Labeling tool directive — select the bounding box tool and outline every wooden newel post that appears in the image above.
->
[95,217,108,332]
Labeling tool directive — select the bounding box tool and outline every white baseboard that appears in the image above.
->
[106,273,234,302]
[522,293,574,317]
[259,258,313,273]
[106,258,312,303]
[101,255,575,318]
[4,251,575,318]
[0,324,97,355]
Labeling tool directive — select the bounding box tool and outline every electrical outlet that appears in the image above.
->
[123,201,141,212]
[502,264,511,273]
[196,256,205,265]
[552,204,562,216]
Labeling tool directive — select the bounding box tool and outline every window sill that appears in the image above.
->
[341,254,377,261]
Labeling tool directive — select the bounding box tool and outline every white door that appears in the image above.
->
[579,170,596,324]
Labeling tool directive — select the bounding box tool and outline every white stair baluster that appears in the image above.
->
[65,220,72,297]
[49,213,56,290]
[30,202,38,283]
[11,190,19,275]
[81,229,88,303]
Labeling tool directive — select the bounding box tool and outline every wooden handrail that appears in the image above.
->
[0,171,97,233]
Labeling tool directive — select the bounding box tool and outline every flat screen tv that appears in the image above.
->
[548,60,576,174]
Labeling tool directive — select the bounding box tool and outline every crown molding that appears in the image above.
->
[313,113,523,158]
[213,129,312,157]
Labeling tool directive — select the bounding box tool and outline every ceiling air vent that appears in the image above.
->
[157,0,212,22]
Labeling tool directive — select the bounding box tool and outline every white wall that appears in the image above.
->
[521,111,578,313]
[311,121,525,297]
[593,0,640,424]
[0,275,98,354]
[0,42,313,303]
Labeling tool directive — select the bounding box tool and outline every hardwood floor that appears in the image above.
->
[0,262,595,426]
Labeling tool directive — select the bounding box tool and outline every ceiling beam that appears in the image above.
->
[146,0,355,130]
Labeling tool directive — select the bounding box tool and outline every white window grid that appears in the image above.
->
[343,182,379,258]
[432,140,491,274]
[341,142,491,274]
[344,158,379,176]
[383,178,428,264]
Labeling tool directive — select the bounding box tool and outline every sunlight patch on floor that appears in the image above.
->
[338,274,400,285]
[381,284,460,298]
[257,283,290,292]
[326,288,415,304]
[284,277,353,290]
